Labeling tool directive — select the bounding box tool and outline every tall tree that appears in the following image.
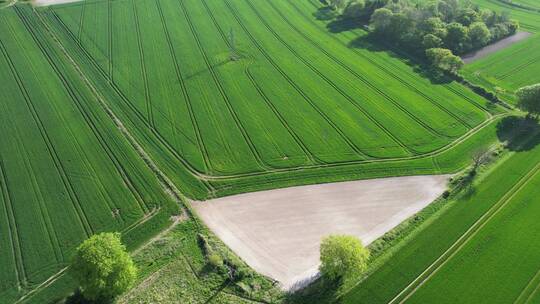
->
[516,84,540,117]
[319,235,370,280]
[70,233,137,302]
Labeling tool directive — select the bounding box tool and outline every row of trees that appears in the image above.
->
[326,0,519,73]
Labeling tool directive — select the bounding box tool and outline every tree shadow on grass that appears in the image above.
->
[283,277,341,304]
[63,289,114,304]
[496,116,540,152]
[348,35,453,85]
[313,6,337,21]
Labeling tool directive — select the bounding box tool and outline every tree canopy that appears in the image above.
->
[426,47,463,73]
[70,232,137,302]
[319,235,370,280]
[516,84,540,116]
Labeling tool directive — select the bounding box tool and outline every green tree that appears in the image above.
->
[469,22,491,48]
[319,235,370,280]
[370,8,393,35]
[445,22,469,53]
[342,0,366,19]
[516,84,540,117]
[426,48,464,73]
[70,233,137,302]
[423,34,443,49]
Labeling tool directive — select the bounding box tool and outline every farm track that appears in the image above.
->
[220,0,372,160]
[197,0,319,165]
[262,0,474,136]
[0,155,26,289]
[77,0,85,40]
[46,9,215,191]
[33,4,193,205]
[239,0,422,156]
[296,0,492,116]
[16,6,147,219]
[154,0,212,173]
[515,267,540,304]
[177,0,278,172]
[1,18,93,240]
[388,162,540,304]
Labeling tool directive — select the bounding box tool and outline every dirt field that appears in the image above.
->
[32,0,81,6]
[463,32,531,63]
[193,175,450,290]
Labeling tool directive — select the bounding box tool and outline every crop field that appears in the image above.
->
[341,128,540,304]
[0,0,525,302]
[0,6,176,304]
[28,0,507,200]
[463,0,540,103]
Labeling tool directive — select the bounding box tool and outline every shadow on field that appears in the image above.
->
[496,116,540,151]
[283,277,340,304]
[313,6,337,21]
[348,35,453,85]
[63,289,113,304]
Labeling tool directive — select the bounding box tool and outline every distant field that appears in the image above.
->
[341,128,540,304]
[464,0,540,103]
[0,6,176,304]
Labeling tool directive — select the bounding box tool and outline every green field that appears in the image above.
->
[0,0,531,302]
[0,5,178,304]
[33,0,506,200]
[341,127,540,303]
[463,0,540,103]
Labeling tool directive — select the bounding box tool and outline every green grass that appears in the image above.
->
[340,123,540,304]
[405,164,540,303]
[0,6,177,304]
[462,0,540,104]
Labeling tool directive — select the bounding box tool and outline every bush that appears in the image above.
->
[208,253,224,269]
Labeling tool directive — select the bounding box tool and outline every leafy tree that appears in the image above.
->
[370,8,393,35]
[420,17,447,39]
[426,48,463,73]
[70,233,137,302]
[516,84,540,117]
[423,34,443,49]
[469,22,491,48]
[445,22,469,53]
[342,0,366,18]
[327,0,352,13]
[457,8,480,26]
[319,235,370,280]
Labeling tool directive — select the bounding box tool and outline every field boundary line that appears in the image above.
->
[388,163,540,304]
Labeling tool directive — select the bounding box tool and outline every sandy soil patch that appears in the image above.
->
[33,0,81,6]
[463,32,531,63]
[193,175,450,290]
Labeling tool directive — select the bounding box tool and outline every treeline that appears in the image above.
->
[325,0,519,72]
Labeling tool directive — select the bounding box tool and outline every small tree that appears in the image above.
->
[70,232,137,302]
[319,235,369,281]
[469,22,491,48]
[516,84,540,117]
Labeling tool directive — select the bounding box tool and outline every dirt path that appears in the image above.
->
[463,32,532,63]
[193,175,450,290]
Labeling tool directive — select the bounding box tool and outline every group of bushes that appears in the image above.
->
[326,0,519,73]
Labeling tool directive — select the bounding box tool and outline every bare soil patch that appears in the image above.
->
[32,0,81,6]
[193,175,450,290]
[463,32,531,63]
